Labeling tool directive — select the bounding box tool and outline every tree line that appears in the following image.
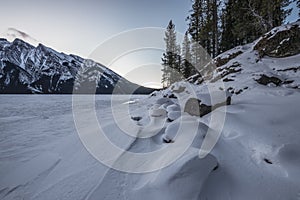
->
[162,0,296,87]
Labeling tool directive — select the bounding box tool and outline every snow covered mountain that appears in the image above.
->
[0,38,154,94]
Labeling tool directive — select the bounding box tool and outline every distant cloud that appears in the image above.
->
[1,28,40,46]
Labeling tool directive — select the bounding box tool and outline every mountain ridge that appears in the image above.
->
[0,38,154,94]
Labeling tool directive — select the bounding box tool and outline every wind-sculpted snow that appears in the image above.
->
[1,85,300,200]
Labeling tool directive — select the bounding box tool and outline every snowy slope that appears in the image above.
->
[86,21,300,199]
[0,22,300,200]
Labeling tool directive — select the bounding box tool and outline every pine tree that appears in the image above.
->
[220,0,236,52]
[220,0,293,53]
[161,20,181,87]
[187,0,205,45]
[247,0,292,32]
[297,0,300,17]
[211,0,219,57]
[187,0,207,74]
[181,32,193,78]
[187,0,221,58]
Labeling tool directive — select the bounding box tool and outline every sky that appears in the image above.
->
[0,0,299,88]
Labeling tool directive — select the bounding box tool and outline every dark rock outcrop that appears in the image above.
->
[255,74,282,86]
[254,23,300,58]
[184,96,231,117]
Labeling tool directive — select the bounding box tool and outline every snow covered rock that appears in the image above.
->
[149,104,167,117]
[156,97,173,105]
[166,104,181,112]
[167,111,181,122]
[163,121,180,143]
[254,22,300,58]
[215,47,244,67]
[169,82,189,94]
[255,74,283,86]
[135,149,218,200]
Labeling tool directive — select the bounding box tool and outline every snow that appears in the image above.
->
[166,104,180,112]
[156,97,173,105]
[1,22,300,200]
[1,86,300,200]
[167,111,181,121]
[149,104,167,117]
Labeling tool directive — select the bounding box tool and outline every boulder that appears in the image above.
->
[184,96,231,117]
[255,74,282,86]
[254,23,300,58]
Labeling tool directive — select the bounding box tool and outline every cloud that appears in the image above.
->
[2,28,40,46]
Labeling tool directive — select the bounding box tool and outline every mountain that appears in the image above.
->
[0,38,154,94]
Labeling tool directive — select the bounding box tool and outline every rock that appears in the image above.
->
[168,94,177,99]
[184,98,201,117]
[131,116,142,121]
[235,89,243,95]
[215,50,243,67]
[254,23,300,58]
[171,86,186,93]
[149,105,167,117]
[163,121,180,143]
[223,78,235,82]
[184,95,231,117]
[255,74,282,86]
[211,62,242,83]
[150,92,157,97]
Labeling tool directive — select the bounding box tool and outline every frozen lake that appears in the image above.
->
[0,95,147,200]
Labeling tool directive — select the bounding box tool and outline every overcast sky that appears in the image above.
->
[0,0,298,88]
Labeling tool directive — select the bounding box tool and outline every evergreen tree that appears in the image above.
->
[247,0,292,32]
[220,0,236,52]
[181,32,193,78]
[187,0,221,58]
[161,20,181,87]
[211,0,219,57]
[220,0,293,53]
[187,0,207,74]
[187,0,205,45]
[297,0,300,17]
